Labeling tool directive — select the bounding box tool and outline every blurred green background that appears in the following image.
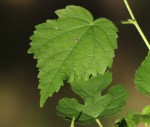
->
[0,0,150,127]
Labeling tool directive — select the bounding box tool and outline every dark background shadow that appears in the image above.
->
[0,0,150,127]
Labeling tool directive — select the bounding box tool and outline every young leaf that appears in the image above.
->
[57,72,128,124]
[115,111,137,127]
[115,118,127,127]
[142,105,150,115]
[115,106,150,127]
[28,5,118,107]
[141,106,150,124]
[134,51,150,96]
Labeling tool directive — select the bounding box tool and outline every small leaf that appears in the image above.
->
[126,111,137,127]
[116,106,150,127]
[115,118,127,127]
[142,105,150,115]
[127,113,150,126]
[115,111,138,127]
[134,51,150,96]
[28,5,118,107]
[57,72,128,124]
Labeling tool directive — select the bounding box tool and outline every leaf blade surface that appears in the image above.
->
[57,72,128,124]
[28,5,118,107]
[135,51,150,96]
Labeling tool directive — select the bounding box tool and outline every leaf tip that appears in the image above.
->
[27,48,32,54]
[40,95,48,108]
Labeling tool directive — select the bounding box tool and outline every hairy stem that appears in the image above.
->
[122,0,150,50]
[96,119,103,127]
[70,117,75,127]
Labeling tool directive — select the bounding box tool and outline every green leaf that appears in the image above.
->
[57,72,128,124]
[28,5,118,107]
[115,118,127,127]
[141,106,150,124]
[127,113,150,127]
[126,111,138,127]
[134,51,150,96]
[115,111,136,127]
[115,106,150,127]
[142,105,150,115]
[99,85,129,118]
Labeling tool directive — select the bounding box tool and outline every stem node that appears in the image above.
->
[123,0,150,50]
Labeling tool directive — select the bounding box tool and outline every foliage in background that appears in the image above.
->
[115,106,150,127]
[135,51,150,96]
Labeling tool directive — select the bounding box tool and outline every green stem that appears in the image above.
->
[123,0,135,20]
[122,0,150,50]
[70,117,75,127]
[96,119,103,127]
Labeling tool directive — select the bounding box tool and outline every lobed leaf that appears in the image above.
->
[28,5,118,107]
[57,72,128,124]
[99,85,129,118]
[134,51,150,96]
